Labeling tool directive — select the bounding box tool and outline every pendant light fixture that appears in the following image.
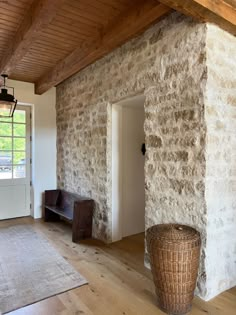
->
[0,74,17,118]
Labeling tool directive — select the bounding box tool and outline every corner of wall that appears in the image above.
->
[204,22,236,300]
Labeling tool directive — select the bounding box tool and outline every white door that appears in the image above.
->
[0,106,31,220]
[122,106,145,237]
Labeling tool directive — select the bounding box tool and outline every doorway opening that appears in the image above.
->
[112,94,145,242]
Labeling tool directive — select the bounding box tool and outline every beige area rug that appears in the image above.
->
[0,225,87,314]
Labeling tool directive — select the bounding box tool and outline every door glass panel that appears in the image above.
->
[0,167,12,179]
[0,123,12,136]
[0,108,29,181]
[0,116,12,123]
[13,164,25,179]
[0,151,12,163]
[0,152,12,179]
[13,152,25,165]
[0,137,12,151]
[13,138,25,151]
[13,124,26,137]
[13,111,26,123]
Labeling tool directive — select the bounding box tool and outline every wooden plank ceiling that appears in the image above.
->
[8,0,142,83]
[158,0,236,34]
[0,0,235,94]
[0,0,34,61]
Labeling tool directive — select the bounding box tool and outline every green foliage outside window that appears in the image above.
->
[0,113,26,164]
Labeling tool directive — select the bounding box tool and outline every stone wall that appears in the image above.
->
[56,11,236,300]
[204,25,236,300]
[57,12,207,245]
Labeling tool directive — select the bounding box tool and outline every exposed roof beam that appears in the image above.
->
[0,0,66,84]
[158,0,236,35]
[35,0,171,94]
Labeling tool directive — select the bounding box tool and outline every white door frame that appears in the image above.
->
[17,102,34,217]
[112,104,123,242]
[111,94,145,242]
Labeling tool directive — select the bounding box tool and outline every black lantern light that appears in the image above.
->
[0,74,17,118]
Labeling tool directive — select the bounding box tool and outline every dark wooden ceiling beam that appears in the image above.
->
[158,0,236,35]
[0,0,66,84]
[35,0,171,94]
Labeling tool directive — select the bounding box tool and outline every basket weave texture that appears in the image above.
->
[146,224,201,315]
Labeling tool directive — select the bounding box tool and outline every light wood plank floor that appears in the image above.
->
[0,217,235,315]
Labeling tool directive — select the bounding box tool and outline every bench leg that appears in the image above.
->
[44,208,60,222]
[72,201,93,243]
[72,220,92,243]
[72,222,80,243]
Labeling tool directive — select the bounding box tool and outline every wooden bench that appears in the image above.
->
[44,189,94,243]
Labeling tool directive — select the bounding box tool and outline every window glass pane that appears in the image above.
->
[0,167,12,179]
[13,152,25,165]
[0,137,12,151]
[13,110,26,123]
[0,116,12,123]
[13,124,26,137]
[13,138,25,151]
[0,151,12,166]
[0,123,12,136]
[0,151,12,179]
[13,164,25,178]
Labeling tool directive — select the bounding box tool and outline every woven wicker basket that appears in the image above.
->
[146,224,201,315]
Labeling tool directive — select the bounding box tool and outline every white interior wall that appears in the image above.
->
[8,79,57,219]
[122,105,145,237]
[112,95,145,241]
